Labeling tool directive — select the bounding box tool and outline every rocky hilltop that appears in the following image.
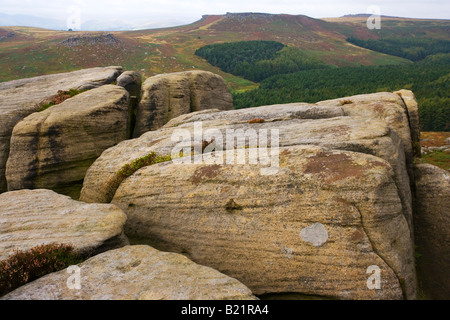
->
[59,34,123,48]
[0,67,448,300]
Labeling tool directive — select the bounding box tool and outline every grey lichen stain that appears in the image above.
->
[300,223,329,247]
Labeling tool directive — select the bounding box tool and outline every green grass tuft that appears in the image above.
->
[117,152,172,178]
[0,244,83,297]
[38,101,56,112]
[422,150,450,171]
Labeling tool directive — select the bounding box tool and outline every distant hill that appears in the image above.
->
[342,14,405,18]
[0,12,449,131]
[0,12,447,86]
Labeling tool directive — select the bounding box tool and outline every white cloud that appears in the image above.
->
[0,0,448,23]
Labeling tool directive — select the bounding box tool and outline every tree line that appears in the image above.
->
[195,40,328,82]
[233,54,450,131]
[196,39,449,131]
[346,36,450,61]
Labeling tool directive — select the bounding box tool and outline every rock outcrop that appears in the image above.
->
[113,146,414,300]
[317,93,416,174]
[59,34,122,47]
[413,164,450,300]
[79,104,346,203]
[133,70,233,137]
[2,245,257,300]
[0,31,15,41]
[0,189,128,262]
[395,90,421,156]
[6,85,130,199]
[1,65,435,300]
[0,66,123,193]
[117,71,142,96]
[80,91,419,299]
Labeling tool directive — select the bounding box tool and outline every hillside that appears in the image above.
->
[323,16,450,40]
[0,12,449,302]
[0,13,412,89]
[1,13,448,131]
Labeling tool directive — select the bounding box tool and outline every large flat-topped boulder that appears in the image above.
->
[6,85,130,199]
[78,90,419,299]
[317,92,415,174]
[79,103,347,203]
[0,66,123,193]
[80,105,413,237]
[133,70,233,137]
[112,146,415,300]
[164,102,345,127]
[2,245,257,300]
[78,106,352,204]
[0,189,128,262]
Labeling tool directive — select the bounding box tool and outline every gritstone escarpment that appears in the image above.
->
[1,69,230,199]
[1,67,449,300]
[6,85,130,199]
[0,66,123,194]
[80,88,422,300]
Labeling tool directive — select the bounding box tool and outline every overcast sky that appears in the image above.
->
[0,0,448,24]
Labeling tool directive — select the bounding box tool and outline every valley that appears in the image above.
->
[0,12,449,301]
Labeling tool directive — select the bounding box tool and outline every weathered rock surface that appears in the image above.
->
[0,189,128,262]
[6,85,130,199]
[317,92,415,172]
[117,71,142,97]
[0,66,123,193]
[414,164,450,300]
[79,91,420,299]
[80,104,349,203]
[2,245,257,300]
[80,101,413,238]
[133,70,233,137]
[112,146,414,300]
[395,90,421,155]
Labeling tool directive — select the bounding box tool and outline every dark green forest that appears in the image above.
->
[346,37,450,61]
[195,41,329,82]
[195,40,449,132]
[233,53,449,131]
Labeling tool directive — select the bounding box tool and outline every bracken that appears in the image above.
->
[117,152,172,178]
[38,89,85,112]
[0,244,83,297]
